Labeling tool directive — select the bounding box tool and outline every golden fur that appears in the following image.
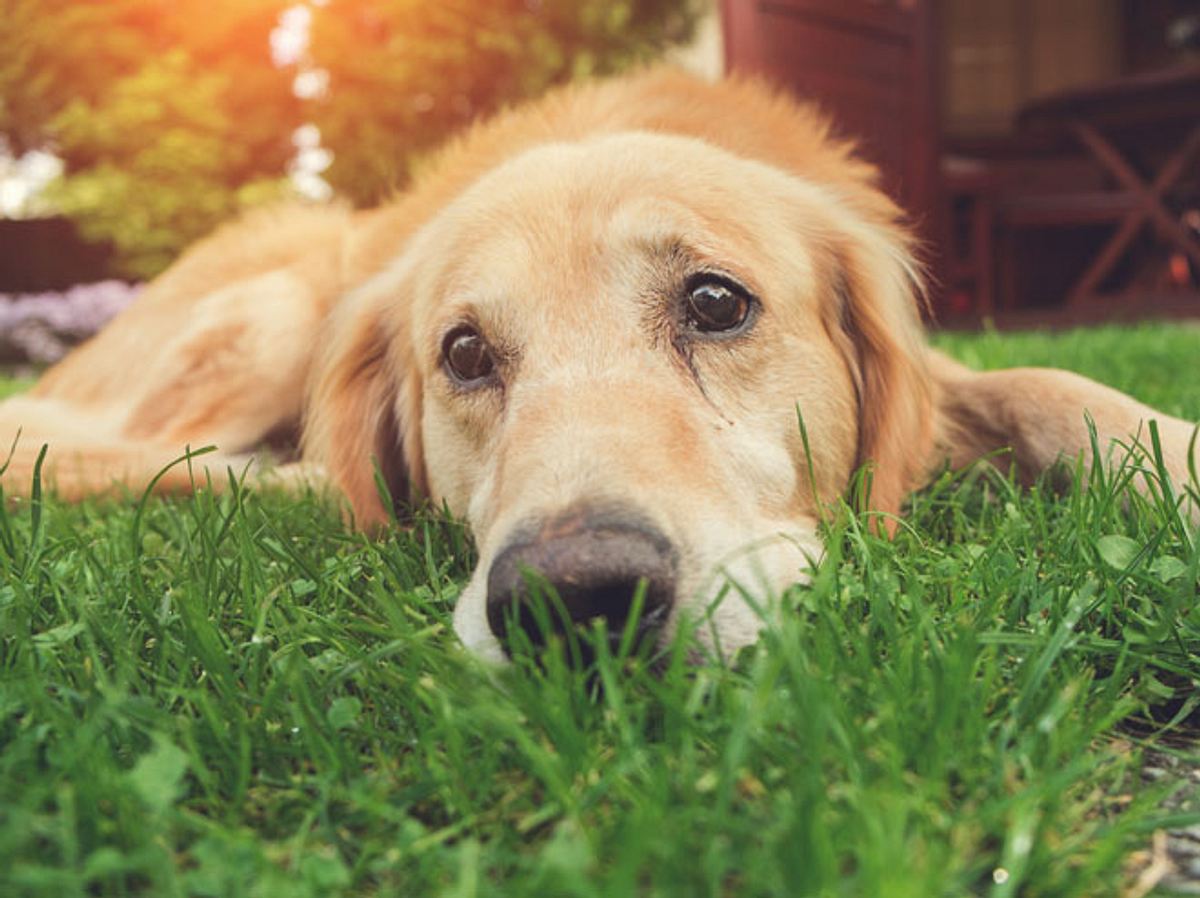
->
[1,69,1196,660]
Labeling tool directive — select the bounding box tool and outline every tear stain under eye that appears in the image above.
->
[633,250,739,424]
[637,284,707,396]
[666,329,736,427]
[641,282,741,426]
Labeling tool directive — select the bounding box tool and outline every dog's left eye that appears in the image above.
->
[684,277,752,334]
[442,325,496,385]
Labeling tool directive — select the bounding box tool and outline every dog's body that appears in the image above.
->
[2,70,1196,660]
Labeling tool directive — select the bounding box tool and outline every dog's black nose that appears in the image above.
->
[485,507,676,658]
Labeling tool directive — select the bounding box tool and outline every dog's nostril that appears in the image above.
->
[485,515,676,658]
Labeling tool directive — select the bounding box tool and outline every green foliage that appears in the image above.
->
[933,321,1200,421]
[301,0,704,205]
[0,0,299,168]
[1,0,299,278]
[1,0,703,276]
[0,326,1198,895]
[0,375,35,400]
[0,0,149,157]
[43,53,292,278]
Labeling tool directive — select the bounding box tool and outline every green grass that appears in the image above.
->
[1,321,1199,897]
[0,375,36,401]
[933,321,1200,419]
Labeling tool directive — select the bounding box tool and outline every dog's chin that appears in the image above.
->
[453,574,510,664]
[451,525,825,665]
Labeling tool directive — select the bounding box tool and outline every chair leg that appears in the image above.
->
[972,193,995,316]
[997,225,1017,312]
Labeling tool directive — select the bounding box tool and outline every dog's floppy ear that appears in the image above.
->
[825,226,934,531]
[303,290,425,530]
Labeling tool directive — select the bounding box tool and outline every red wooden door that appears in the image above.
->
[720,0,940,240]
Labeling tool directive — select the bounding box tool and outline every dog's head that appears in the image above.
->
[305,76,933,662]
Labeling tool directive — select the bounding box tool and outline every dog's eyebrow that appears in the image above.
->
[637,235,762,299]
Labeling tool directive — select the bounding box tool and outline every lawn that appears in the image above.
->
[0,375,35,401]
[1,321,1198,897]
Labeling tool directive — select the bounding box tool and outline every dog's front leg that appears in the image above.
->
[928,350,1198,519]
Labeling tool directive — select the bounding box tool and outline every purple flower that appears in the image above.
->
[0,281,140,363]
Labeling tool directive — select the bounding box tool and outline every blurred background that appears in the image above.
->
[0,0,707,362]
[0,0,1198,363]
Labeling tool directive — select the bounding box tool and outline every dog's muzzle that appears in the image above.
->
[485,504,677,658]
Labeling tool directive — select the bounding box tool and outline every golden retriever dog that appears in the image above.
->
[1,70,1196,662]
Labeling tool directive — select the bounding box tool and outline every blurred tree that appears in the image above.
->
[0,0,300,278]
[44,53,293,278]
[0,0,703,275]
[0,0,146,157]
[307,0,704,205]
[1,0,300,176]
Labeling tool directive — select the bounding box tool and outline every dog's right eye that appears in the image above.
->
[442,326,496,385]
